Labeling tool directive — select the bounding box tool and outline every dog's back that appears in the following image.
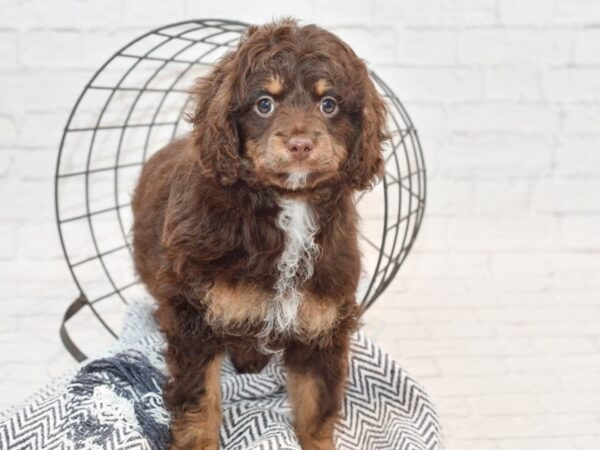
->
[131,138,187,290]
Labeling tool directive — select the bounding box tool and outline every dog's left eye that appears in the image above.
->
[320,96,338,115]
[255,96,275,117]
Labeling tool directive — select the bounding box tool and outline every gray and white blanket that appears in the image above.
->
[0,304,443,449]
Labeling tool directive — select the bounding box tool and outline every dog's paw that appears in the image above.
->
[169,441,219,450]
[298,434,336,450]
[169,429,220,450]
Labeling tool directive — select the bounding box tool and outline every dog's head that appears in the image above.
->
[190,19,388,192]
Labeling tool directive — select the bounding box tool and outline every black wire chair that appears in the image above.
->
[55,19,426,362]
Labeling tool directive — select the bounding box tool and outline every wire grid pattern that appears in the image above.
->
[54,19,426,349]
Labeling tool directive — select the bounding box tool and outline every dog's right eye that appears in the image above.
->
[255,96,275,117]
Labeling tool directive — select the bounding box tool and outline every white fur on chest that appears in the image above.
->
[262,198,319,338]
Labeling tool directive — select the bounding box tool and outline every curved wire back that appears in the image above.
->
[55,19,426,357]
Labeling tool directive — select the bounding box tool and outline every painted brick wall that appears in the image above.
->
[1,1,599,448]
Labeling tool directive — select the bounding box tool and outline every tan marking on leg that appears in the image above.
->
[265,74,283,96]
[298,295,339,342]
[204,280,269,331]
[288,370,336,450]
[170,353,224,450]
[314,79,332,97]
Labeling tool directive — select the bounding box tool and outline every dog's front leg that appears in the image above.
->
[285,331,351,450]
[164,335,223,450]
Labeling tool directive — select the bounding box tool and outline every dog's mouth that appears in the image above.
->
[273,169,342,192]
[276,170,313,190]
[244,146,342,191]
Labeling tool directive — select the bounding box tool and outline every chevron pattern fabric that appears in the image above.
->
[0,304,443,449]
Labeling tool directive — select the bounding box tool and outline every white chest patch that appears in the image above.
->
[262,198,319,339]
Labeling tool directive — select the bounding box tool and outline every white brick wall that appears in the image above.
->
[1,1,599,448]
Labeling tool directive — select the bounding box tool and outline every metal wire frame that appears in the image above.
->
[54,19,426,361]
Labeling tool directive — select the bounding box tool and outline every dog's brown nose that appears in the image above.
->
[286,136,314,160]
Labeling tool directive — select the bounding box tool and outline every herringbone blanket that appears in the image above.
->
[0,304,443,449]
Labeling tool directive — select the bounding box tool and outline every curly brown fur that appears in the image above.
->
[132,18,388,450]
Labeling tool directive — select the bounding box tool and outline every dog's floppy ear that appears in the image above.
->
[190,52,240,186]
[345,72,388,191]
